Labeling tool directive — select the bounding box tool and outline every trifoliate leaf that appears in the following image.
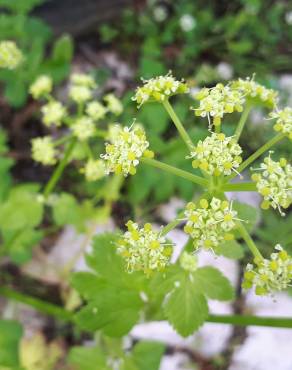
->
[75,287,143,337]
[193,267,235,301]
[217,240,244,259]
[0,320,22,367]
[164,274,208,337]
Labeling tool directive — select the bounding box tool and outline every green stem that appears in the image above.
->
[43,137,77,198]
[227,133,285,181]
[234,104,251,141]
[162,100,193,151]
[1,286,292,329]
[0,287,73,322]
[161,210,185,236]
[141,157,208,188]
[53,134,73,147]
[236,221,263,260]
[207,314,292,328]
[222,182,257,192]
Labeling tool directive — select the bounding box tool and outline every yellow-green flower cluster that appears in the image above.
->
[184,198,238,251]
[132,74,189,107]
[117,221,173,274]
[72,117,96,141]
[179,252,198,272]
[31,136,57,165]
[193,83,245,126]
[190,133,242,176]
[81,159,105,181]
[251,156,292,215]
[270,107,292,140]
[0,41,23,69]
[69,73,96,103]
[100,124,153,176]
[242,245,292,295]
[86,101,107,121]
[231,77,277,107]
[41,101,67,127]
[29,75,53,99]
[104,94,123,115]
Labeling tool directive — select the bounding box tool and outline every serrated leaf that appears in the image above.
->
[217,240,244,259]
[75,287,143,337]
[71,272,107,300]
[68,346,110,370]
[164,274,208,337]
[0,320,22,367]
[193,267,234,301]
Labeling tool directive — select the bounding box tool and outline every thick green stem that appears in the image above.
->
[222,182,257,192]
[236,221,263,260]
[2,286,292,329]
[234,104,251,141]
[227,133,285,181]
[162,100,193,151]
[207,314,292,328]
[141,157,208,188]
[0,287,73,322]
[43,137,77,198]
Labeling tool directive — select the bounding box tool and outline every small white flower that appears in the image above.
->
[285,11,292,25]
[179,14,196,32]
[251,155,292,215]
[70,73,96,88]
[104,94,123,116]
[100,124,153,176]
[183,198,238,252]
[0,41,23,69]
[242,244,292,295]
[30,75,53,100]
[189,132,243,176]
[69,85,92,103]
[270,107,292,140]
[82,159,105,181]
[117,221,173,274]
[31,136,57,165]
[216,62,233,80]
[132,73,189,107]
[193,83,245,126]
[72,117,96,141]
[179,252,198,272]
[86,101,107,121]
[153,5,168,22]
[41,101,67,127]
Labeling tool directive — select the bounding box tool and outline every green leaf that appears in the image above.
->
[193,267,235,301]
[131,341,165,370]
[68,346,110,370]
[0,320,22,367]
[164,274,208,337]
[233,201,259,235]
[217,240,244,260]
[51,34,74,62]
[0,186,43,230]
[51,193,80,227]
[71,272,107,300]
[75,287,143,337]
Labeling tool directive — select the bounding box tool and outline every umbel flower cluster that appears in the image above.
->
[132,73,189,107]
[242,245,292,296]
[193,76,278,127]
[29,73,123,182]
[117,221,173,274]
[183,198,237,251]
[189,133,242,176]
[0,41,23,69]
[251,155,292,215]
[99,73,292,297]
[100,124,154,176]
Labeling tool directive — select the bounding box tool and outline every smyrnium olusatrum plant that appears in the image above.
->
[73,73,292,339]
